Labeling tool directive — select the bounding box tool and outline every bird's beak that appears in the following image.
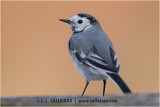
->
[59,19,71,24]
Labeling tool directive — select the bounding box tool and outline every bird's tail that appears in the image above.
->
[107,73,132,94]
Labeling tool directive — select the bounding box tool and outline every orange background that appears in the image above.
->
[1,1,159,96]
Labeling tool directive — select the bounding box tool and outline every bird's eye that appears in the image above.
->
[78,20,83,24]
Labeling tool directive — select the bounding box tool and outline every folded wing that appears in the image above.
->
[74,46,120,74]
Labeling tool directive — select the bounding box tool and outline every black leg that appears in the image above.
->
[103,80,106,96]
[81,81,89,96]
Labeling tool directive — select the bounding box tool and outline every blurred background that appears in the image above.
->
[1,1,159,97]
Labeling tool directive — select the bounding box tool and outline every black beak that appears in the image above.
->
[59,19,71,24]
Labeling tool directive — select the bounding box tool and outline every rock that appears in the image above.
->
[1,93,159,106]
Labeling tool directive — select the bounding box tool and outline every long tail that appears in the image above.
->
[107,73,132,94]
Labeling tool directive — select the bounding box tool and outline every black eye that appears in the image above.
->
[78,20,83,24]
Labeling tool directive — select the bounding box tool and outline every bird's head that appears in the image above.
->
[59,13,100,34]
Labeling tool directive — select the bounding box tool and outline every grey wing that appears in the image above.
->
[73,45,120,74]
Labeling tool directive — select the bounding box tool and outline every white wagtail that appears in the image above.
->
[59,13,132,96]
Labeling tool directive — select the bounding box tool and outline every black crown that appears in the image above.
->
[78,13,97,23]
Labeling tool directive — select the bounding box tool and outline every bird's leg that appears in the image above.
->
[103,79,107,96]
[81,81,89,96]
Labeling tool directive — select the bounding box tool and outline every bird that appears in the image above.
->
[59,13,132,96]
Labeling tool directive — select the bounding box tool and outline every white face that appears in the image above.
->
[69,15,92,33]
